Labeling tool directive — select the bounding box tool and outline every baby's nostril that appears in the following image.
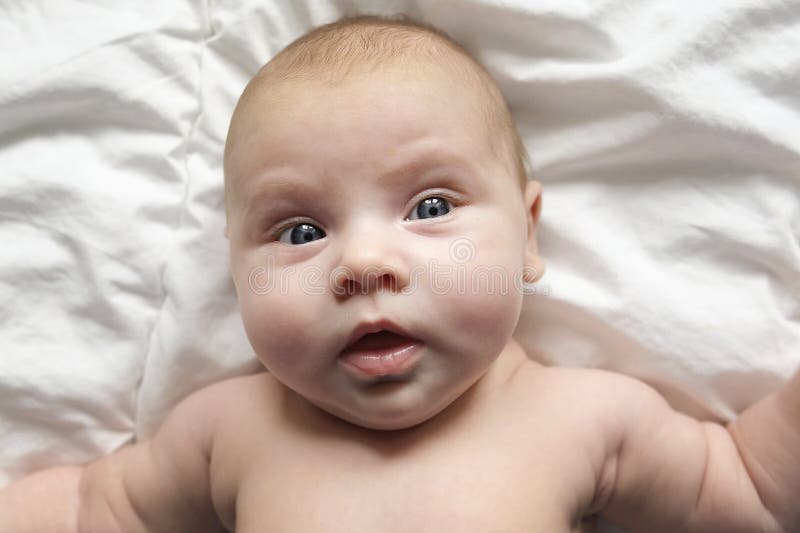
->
[376,273,396,292]
[338,272,397,295]
[346,279,357,294]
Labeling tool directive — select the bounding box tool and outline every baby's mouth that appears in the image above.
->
[345,330,413,351]
[339,331,423,378]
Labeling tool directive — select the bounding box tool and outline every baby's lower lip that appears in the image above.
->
[338,341,423,379]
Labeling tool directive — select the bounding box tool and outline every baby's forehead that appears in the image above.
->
[228,77,491,193]
[224,19,526,214]
[244,49,488,120]
[228,60,499,169]
[231,57,486,147]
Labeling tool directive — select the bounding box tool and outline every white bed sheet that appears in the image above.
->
[1,1,798,515]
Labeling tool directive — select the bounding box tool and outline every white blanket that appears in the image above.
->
[1,1,798,514]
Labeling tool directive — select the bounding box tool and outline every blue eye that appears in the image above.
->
[278,223,326,245]
[408,197,452,220]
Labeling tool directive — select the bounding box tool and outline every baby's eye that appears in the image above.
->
[407,196,453,220]
[278,223,326,245]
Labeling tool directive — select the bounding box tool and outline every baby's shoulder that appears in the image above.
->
[510,362,665,426]
[165,372,284,449]
[196,371,280,400]
[522,362,653,392]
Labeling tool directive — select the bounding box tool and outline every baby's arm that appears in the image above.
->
[0,384,228,533]
[593,367,800,532]
[0,465,83,531]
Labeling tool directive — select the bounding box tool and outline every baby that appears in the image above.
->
[2,14,799,533]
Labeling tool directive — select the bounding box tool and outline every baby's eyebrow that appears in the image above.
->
[241,148,474,213]
[242,178,320,214]
[377,149,474,187]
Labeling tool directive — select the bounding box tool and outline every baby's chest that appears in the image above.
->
[230,436,595,533]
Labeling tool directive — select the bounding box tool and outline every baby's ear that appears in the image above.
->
[523,180,545,282]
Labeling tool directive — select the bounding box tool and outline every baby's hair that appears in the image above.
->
[225,14,531,215]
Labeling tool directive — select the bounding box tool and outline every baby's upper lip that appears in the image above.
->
[342,319,417,352]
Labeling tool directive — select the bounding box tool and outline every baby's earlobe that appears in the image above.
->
[524,253,545,282]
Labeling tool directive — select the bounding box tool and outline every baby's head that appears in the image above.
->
[223,15,544,430]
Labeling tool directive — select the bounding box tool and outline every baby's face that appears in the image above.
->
[225,65,541,429]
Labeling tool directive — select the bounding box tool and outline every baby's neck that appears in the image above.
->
[286,338,532,445]
[450,338,530,407]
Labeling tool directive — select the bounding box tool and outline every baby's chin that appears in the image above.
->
[306,386,461,432]
[333,407,440,431]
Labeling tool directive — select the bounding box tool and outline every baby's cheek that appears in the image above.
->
[238,281,326,366]
[437,253,523,353]
[456,268,522,332]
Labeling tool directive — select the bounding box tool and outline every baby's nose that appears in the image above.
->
[334,266,398,296]
[331,228,410,296]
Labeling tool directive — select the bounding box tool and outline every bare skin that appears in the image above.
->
[213,343,594,533]
[81,342,614,532]
[74,338,796,533]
